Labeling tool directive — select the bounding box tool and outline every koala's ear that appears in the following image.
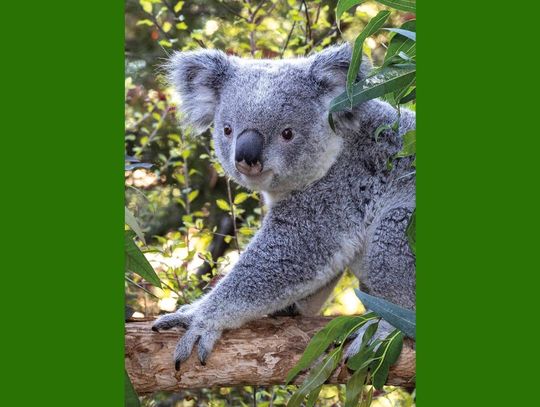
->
[309,43,371,93]
[165,49,233,133]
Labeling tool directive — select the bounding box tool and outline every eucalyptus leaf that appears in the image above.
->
[394,130,416,158]
[347,11,391,101]
[383,20,416,68]
[355,289,416,339]
[125,230,161,287]
[374,0,415,12]
[399,87,416,104]
[125,207,146,244]
[347,337,380,370]
[370,330,404,389]
[344,367,368,407]
[330,66,416,113]
[305,385,323,407]
[286,314,377,383]
[382,28,416,41]
[287,348,342,407]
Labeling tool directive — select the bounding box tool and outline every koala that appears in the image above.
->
[152,43,416,369]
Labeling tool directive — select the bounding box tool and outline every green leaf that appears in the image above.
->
[330,66,416,113]
[233,192,250,205]
[382,20,416,68]
[187,190,199,203]
[305,385,323,407]
[173,1,184,13]
[370,330,404,389]
[394,130,416,158]
[399,87,416,104]
[286,314,377,383]
[406,209,416,254]
[382,28,416,41]
[346,338,380,370]
[375,0,416,12]
[344,368,368,407]
[359,386,373,407]
[125,231,161,287]
[125,370,141,407]
[125,207,145,245]
[216,199,231,211]
[347,11,391,101]
[355,290,416,339]
[287,348,342,407]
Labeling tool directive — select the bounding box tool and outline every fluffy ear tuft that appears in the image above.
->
[309,43,372,94]
[165,49,233,133]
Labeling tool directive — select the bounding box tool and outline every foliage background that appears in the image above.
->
[125,1,414,405]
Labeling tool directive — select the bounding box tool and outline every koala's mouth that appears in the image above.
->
[241,169,273,180]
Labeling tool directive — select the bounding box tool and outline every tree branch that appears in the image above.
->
[125,317,416,393]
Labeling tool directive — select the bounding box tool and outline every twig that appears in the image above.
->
[280,1,304,58]
[302,0,312,51]
[125,276,159,299]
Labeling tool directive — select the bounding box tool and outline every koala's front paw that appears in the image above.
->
[152,303,222,370]
[172,322,222,370]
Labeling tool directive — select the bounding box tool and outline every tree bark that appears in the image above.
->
[125,316,415,394]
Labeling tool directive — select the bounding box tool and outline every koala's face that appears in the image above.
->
[167,44,366,195]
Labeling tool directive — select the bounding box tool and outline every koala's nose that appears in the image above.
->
[235,130,264,176]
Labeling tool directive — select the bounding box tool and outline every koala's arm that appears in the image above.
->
[152,197,354,368]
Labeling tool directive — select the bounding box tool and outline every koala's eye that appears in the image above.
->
[223,125,233,137]
[281,128,294,141]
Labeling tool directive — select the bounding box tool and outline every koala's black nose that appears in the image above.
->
[235,130,264,175]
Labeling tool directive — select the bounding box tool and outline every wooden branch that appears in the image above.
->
[126,317,415,394]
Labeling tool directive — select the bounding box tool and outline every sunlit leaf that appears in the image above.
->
[216,199,231,211]
[188,190,199,203]
[174,1,184,13]
[234,192,250,205]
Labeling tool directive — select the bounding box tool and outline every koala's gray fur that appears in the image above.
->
[152,44,416,368]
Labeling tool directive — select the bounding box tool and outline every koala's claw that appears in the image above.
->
[151,326,159,333]
[175,360,181,371]
[171,325,221,370]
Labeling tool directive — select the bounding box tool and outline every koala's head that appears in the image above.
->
[166,44,368,195]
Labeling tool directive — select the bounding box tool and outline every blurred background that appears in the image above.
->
[125,1,414,405]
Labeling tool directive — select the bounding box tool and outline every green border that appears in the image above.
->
[1,1,124,405]
[421,2,540,405]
